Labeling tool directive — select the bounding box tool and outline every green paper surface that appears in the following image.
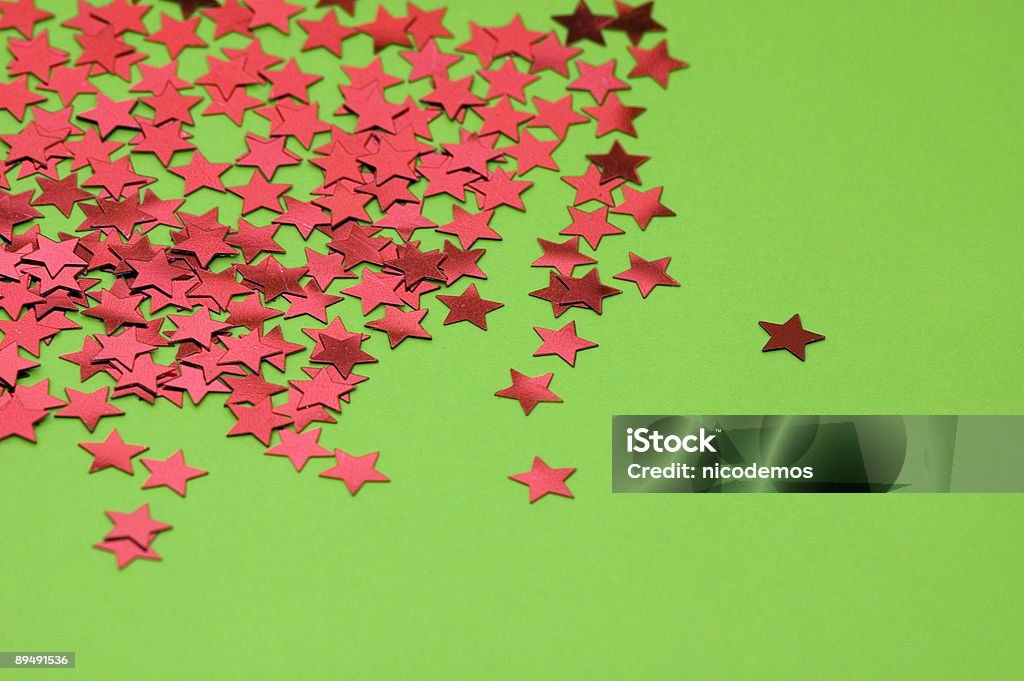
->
[1,0,1022,678]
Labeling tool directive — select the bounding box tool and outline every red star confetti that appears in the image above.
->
[554,1,612,45]
[55,386,124,432]
[79,429,147,474]
[495,369,563,415]
[628,39,687,88]
[613,252,679,298]
[319,449,390,495]
[95,503,171,569]
[265,426,333,471]
[533,321,598,366]
[0,0,702,569]
[758,314,826,361]
[140,450,207,497]
[437,283,504,330]
[509,456,575,502]
[365,306,431,348]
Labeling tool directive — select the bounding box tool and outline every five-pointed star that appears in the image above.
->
[758,314,826,361]
[319,450,390,495]
[509,456,575,502]
[79,429,148,474]
[56,387,124,431]
[554,1,612,45]
[437,283,504,330]
[533,321,598,366]
[495,369,563,415]
[141,450,208,496]
[613,253,680,298]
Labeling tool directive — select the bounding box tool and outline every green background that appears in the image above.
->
[2,0,1023,678]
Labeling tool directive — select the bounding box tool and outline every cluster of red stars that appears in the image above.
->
[0,0,700,568]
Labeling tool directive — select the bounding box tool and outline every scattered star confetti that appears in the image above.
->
[0,0,705,568]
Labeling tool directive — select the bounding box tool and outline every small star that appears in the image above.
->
[319,450,390,495]
[586,141,650,184]
[553,1,612,45]
[758,314,826,361]
[533,321,598,367]
[495,369,562,415]
[55,386,124,432]
[509,456,575,502]
[437,283,503,330]
[365,307,432,349]
[265,427,332,471]
[140,450,208,496]
[628,39,688,88]
[79,429,148,474]
[613,253,680,298]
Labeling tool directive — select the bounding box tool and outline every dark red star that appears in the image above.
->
[310,334,377,377]
[553,1,612,45]
[586,141,650,184]
[758,314,826,361]
[174,0,221,20]
[560,268,622,313]
[608,1,666,45]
